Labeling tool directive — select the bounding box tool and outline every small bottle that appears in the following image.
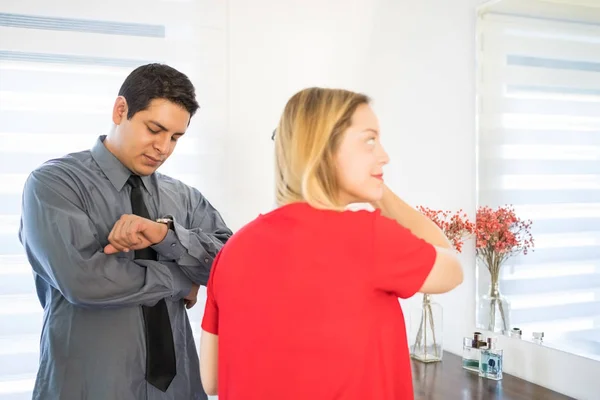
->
[479,337,503,380]
[462,332,482,372]
[510,327,522,339]
[532,332,544,345]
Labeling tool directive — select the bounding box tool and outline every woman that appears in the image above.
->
[200,88,463,399]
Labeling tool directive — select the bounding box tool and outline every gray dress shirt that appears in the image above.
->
[18,136,232,400]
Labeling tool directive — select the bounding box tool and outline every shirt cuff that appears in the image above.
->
[151,219,213,268]
[152,229,187,260]
[166,263,193,300]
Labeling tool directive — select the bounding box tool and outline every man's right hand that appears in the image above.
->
[184,284,200,309]
[104,215,169,254]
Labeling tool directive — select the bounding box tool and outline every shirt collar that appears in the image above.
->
[91,135,154,195]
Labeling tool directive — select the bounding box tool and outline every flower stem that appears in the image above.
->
[413,310,425,350]
[427,302,438,357]
[498,296,508,332]
[412,295,439,359]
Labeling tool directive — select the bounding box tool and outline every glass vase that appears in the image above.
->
[478,279,511,334]
[409,294,443,363]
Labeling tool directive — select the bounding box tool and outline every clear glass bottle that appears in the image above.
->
[462,332,482,372]
[409,294,443,362]
[478,280,511,334]
[479,337,503,380]
[532,331,544,345]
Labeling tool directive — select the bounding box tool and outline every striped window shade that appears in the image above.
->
[477,8,600,359]
[0,1,227,398]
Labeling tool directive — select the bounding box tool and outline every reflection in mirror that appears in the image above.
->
[476,0,600,362]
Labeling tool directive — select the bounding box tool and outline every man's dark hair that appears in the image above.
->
[118,63,200,120]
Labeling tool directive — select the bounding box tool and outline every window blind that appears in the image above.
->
[0,1,227,398]
[477,11,600,358]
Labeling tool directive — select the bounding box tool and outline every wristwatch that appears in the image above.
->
[156,217,174,230]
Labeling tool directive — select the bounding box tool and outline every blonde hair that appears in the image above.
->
[275,87,370,210]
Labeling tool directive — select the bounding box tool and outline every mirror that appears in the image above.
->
[475,0,600,361]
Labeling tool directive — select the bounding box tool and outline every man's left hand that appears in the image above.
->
[184,284,200,309]
[104,215,169,255]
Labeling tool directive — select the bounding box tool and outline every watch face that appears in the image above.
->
[157,218,174,230]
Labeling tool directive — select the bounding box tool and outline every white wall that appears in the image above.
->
[360,0,479,361]
[223,0,599,399]
[224,0,376,230]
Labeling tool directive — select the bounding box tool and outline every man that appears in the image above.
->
[19,63,232,400]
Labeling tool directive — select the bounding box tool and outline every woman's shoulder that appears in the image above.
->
[224,202,381,247]
[261,202,379,226]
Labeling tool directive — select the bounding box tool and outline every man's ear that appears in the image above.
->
[112,96,128,125]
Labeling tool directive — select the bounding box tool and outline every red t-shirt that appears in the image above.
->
[201,202,436,400]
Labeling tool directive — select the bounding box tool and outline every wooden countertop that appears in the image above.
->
[411,351,575,400]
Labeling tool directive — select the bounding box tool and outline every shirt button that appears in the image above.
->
[204,258,209,263]
[171,243,176,247]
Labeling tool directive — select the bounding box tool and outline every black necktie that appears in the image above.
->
[128,175,177,392]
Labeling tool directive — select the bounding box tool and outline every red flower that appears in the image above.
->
[416,206,475,253]
[475,205,534,273]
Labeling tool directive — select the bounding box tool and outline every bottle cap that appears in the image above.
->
[472,332,482,348]
[533,332,544,340]
[487,337,496,349]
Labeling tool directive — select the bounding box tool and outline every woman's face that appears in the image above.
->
[334,104,389,205]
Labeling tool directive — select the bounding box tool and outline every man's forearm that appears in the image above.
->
[373,185,452,249]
